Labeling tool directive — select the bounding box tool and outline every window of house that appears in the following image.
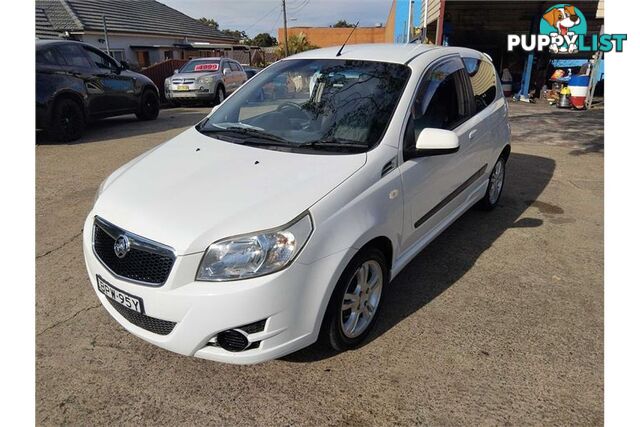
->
[106,50,126,63]
[463,57,497,113]
[163,50,173,60]
[56,43,92,68]
[136,50,150,67]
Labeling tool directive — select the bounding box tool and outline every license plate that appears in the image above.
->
[96,275,144,314]
[176,85,189,91]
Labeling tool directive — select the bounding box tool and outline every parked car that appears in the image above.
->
[165,58,247,106]
[242,66,263,80]
[85,44,510,364]
[36,40,160,142]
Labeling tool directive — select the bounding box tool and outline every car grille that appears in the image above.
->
[92,217,176,286]
[172,78,195,84]
[106,298,176,335]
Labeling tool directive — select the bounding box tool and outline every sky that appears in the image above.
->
[160,0,395,38]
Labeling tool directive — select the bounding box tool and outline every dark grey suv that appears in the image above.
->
[36,40,160,142]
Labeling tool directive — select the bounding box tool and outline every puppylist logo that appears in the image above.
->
[508,3,627,54]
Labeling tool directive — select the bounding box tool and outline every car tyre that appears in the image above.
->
[136,89,160,121]
[479,156,506,210]
[214,85,226,105]
[321,247,388,352]
[47,98,85,142]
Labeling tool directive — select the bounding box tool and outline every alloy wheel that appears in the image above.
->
[340,260,383,338]
[489,159,505,205]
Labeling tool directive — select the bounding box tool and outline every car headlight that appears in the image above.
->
[197,76,215,84]
[196,214,313,281]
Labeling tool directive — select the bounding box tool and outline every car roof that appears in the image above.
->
[188,57,225,61]
[36,39,85,48]
[286,43,489,65]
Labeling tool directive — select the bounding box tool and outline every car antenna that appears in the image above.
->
[336,21,359,57]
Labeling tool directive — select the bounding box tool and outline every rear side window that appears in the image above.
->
[230,62,242,72]
[36,47,66,66]
[56,44,92,68]
[463,57,497,113]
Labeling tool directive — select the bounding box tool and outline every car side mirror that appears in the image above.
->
[174,69,179,74]
[120,60,130,70]
[412,128,460,157]
[223,68,231,75]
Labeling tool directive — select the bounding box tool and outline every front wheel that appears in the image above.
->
[321,247,388,351]
[479,156,506,210]
[214,85,226,105]
[136,89,159,121]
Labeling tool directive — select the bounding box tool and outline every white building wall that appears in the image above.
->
[77,33,232,67]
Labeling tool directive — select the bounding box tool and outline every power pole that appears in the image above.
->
[407,0,414,43]
[282,0,289,57]
[102,15,111,55]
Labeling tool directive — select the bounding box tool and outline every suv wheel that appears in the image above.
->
[214,86,225,105]
[321,247,388,351]
[47,98,85,142]
[479,156,506,210]
[136,89,159,121]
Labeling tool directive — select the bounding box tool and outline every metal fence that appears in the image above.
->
[140,59,187,101]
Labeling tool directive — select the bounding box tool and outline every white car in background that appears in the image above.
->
[84,44,510,364]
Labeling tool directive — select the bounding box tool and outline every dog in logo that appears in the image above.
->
[543,5,581,53]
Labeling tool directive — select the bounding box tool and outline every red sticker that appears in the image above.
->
[194,63,219,71]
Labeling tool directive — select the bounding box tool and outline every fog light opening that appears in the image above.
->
[216,329,250,352]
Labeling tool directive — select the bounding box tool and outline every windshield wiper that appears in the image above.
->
[299,138,369,152]
[200,126,289,144]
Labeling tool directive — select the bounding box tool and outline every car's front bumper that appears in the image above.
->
[82,214,353,364]
[165,85,216,100]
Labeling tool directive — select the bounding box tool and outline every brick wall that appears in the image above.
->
[278,26,390,48]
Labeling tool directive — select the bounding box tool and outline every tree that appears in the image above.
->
[251,33,277,47]
[333,20,356,28]
[222,29,248,42]
[276,33,318,57]
[198,17,219,30]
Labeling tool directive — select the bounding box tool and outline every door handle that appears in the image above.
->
[468,129,478,140]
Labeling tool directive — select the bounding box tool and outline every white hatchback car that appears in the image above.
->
[84,44,510,364]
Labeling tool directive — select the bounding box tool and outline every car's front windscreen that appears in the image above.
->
[180,60,221,73]
[197,58,411,154]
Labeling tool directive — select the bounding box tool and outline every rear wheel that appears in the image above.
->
[136,89,159,121]
[47,98,85,142]
[479,156,506,210]
[321,247,388,351]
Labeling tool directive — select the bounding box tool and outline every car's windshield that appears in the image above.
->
[197,58,411,153]
[180,60,221,73]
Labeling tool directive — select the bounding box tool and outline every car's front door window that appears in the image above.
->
[404,57,473,154]
[57,44,93,69]
[83,47,120,73]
